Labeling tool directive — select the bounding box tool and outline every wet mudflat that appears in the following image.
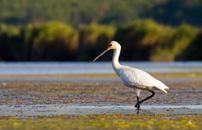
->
[0,74,202,116]
[0,73,202,130]
[1,104,202,117]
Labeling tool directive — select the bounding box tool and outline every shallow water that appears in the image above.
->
[0,62,202,117]
[1,104,202,116]
[1,62,202,75]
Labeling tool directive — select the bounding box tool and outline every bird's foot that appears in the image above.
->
[135,103,140,109]
[135,103,141,114]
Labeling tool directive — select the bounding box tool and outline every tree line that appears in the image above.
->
[0,20,202,61]
[0,0,202,26]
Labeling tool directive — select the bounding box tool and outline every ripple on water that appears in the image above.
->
[0,104,202,117]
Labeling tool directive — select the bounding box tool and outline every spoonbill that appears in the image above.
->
[93,41,169,114]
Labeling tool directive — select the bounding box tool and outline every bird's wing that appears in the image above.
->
[117,66,154,87]
[117,66,169,93]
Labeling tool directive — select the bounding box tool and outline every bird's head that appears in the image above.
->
[93,41,121,62]
[107,41,121,50]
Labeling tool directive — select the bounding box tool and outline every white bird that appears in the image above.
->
[93,41,169,114]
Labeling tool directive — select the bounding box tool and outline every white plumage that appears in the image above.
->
[93,41,169,113]
[116,66,168,93]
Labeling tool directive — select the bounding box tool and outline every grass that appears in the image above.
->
[0,114,202,130]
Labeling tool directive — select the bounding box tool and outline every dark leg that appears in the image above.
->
[135,96,140,114]
[135,89,155,114]
[138,89,155,106]
[135,96,139,108]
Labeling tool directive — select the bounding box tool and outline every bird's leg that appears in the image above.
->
[135,96,140,114]
[135,96,140,108]
[134,89,140,107]
[138,89,155,107]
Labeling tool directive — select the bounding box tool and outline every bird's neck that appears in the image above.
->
[112,47,121,69]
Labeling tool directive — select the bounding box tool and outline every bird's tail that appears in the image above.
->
[154,80,169,94]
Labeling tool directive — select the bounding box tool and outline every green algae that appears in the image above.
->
[0,114,202,130]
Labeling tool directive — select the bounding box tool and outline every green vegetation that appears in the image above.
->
[115,20,201,61]
[0,0,163,26]
[150,24,200,61]
[115,20,175,60]
[0,0,202,26]
[0,20,202,61]
[0,0,202,61]
[78,23,116,60]
[31,22,78,61]
[0,115,202,130]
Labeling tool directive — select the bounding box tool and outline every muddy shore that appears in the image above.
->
[0,73,201,105]
[0,73,201,116]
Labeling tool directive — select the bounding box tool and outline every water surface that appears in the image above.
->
[1,104,202,116]
[0,62,202,75]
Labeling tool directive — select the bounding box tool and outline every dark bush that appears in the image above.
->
[78,23,115,60]
[115,19,174,61]
[31,22,78,61]
[0,20,201,61]
[176,31,202,60]
[151,24,199,61]
[0,24,23,61]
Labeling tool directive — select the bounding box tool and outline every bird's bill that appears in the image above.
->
[93,48,111,62]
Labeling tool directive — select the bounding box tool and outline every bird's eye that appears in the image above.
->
[108,44,112,47]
